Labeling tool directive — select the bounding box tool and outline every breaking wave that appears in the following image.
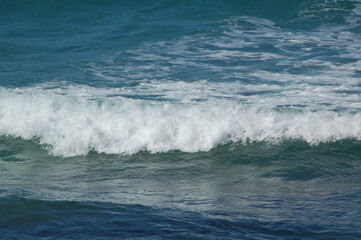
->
[0,87,360,157]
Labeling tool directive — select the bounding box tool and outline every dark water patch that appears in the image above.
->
[1,157,26,162]
[1,138,360,239]
[334,89,361,95]
[1,196,361,240]
[0,149,15,158]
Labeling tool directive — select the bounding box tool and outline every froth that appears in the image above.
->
[0,88,360,157]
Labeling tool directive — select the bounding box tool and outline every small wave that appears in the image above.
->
[0,87,360,157]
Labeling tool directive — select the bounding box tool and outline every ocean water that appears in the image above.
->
[1,0,361,239]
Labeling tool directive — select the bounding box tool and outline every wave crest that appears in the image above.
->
[0,89,360,157]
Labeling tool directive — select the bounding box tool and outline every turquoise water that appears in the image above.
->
[1,0,361,239]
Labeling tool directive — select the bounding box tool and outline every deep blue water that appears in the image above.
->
[1,0,361,239]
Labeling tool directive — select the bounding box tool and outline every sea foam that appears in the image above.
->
[0,87,360,157]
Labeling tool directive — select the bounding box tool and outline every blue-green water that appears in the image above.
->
[1,0,361,239]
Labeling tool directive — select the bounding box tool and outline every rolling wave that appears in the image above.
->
[1,87,360,157]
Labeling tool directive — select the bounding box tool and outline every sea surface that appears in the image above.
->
[1,0,361,239]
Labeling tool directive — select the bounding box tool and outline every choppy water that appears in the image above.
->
[1,0,361,239]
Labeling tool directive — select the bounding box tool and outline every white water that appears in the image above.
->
[0,87,360,157]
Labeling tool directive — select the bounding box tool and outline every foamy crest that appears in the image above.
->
[0,88,360,157]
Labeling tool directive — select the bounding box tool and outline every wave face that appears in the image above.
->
[1,0,361,239]
[0,87,361,157]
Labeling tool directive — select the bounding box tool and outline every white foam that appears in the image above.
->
[22,80,361,111]
[0,87,360,157]
[84,13,361,112]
